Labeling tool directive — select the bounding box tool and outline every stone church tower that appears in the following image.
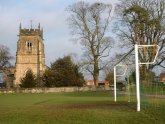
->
[14,23,46,86]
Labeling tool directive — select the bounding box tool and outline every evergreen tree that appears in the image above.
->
[43,56,85,87]
[20,70,37,88]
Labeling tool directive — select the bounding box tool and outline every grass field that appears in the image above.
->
[0,91,164,124]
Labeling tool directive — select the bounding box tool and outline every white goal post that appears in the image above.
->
[114,65,128,102]
[114,44,160,112]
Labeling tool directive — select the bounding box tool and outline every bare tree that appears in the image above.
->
[114,0,165,69]
[67,2,113,86]
[0,45,13,70]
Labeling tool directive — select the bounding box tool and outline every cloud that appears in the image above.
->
[0,0,117,66]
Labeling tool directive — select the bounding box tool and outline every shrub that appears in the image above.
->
[19,70,37,88]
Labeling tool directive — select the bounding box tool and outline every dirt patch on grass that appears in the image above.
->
[43,101,136,111]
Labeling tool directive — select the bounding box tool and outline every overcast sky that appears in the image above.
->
[0,0,119,66]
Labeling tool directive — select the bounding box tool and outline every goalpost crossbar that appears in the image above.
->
[138,45,160,65]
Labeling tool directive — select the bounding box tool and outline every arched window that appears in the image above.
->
[26,42,32,52]
[24,68,32,77]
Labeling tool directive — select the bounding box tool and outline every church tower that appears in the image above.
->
[14,23,46,86]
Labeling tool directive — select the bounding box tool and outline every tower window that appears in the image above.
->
[26,42,32,52]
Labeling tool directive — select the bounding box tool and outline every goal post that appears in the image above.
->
[114,48,134,103]
[135,44,160,111]
[114,64,128,102]
[114,44,160,112]
[135,44,140,111]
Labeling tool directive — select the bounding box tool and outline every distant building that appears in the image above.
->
[86,80,109,86]
[98,80,109,86]
[0,71,3,87]
[14,23,46,86]
[160,72,165,82]
[4,67,15,88]
[0,67,15,88]
[86,80,94,86]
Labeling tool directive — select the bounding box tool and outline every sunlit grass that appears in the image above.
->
[0,91,164,124]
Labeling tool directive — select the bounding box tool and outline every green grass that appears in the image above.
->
[0,91,164,124]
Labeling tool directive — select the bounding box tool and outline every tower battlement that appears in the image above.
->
[19,23,43,39]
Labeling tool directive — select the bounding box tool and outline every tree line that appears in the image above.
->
[0,0,165,88]
[20,56,85,88]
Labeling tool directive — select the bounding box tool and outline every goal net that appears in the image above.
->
[114,44,165,113]
[114,48,136,104]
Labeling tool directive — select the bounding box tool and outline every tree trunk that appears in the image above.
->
[93,60,99,86]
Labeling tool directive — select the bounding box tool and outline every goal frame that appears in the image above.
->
[114,44,160,112]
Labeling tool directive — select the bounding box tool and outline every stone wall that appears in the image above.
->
[0,86,111,93]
